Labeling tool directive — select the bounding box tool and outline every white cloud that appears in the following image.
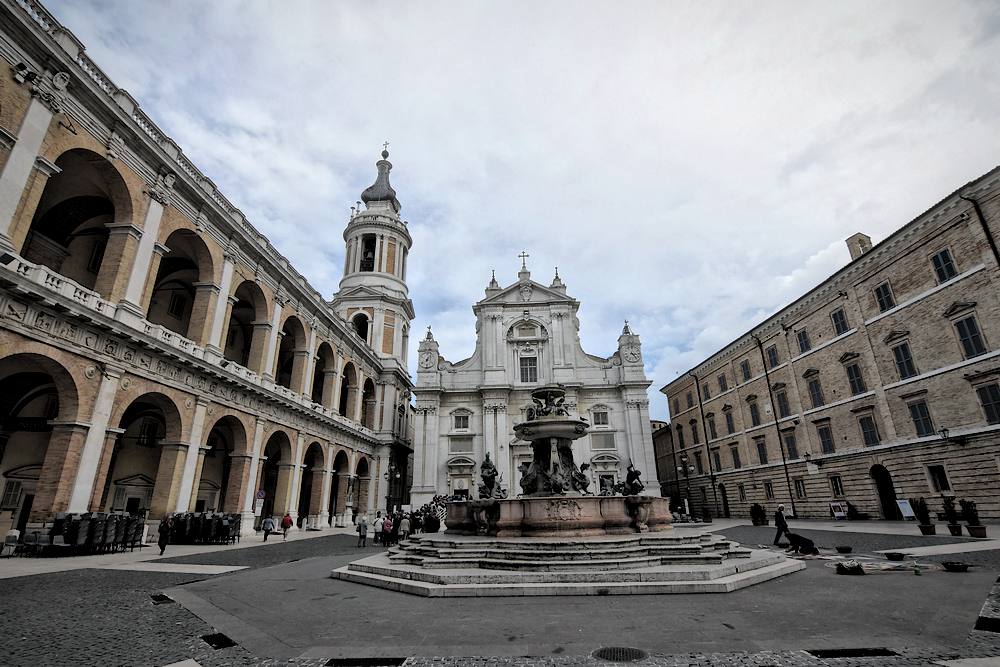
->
[48,0,1000,420]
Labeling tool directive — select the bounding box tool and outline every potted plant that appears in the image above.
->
[960,499,987,538]
[910,497,935,535]
[943,496,963,537]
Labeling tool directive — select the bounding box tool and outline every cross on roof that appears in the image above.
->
[518,251,530,269]
[382,140,390,152]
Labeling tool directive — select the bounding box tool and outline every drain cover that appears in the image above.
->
[592,647,647,662]
[149,593,174,605]
[201,632,237,650]
[806,648,897,658]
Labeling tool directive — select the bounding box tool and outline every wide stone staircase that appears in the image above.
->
[331,530,805,596]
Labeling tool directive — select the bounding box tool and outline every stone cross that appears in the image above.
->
[518,251,530,269]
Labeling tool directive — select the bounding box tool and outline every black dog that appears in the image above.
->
[785,532,818,555]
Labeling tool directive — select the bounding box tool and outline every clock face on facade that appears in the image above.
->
[623,345,641,363]
[419,351,435,368]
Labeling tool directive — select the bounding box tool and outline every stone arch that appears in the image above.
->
[146,229,216,343]
[19,148,134,298]
[0,352,82,526]
[329,448,351,525]
[297,441,326,525]
[99,391,186,520]
[224,280,269,372]
[339,362,358,418]
[259,430,293,520]
[199,414,249,513]
[354,455,371,513]
[274,315,308,391]
[507,318,548,340]
[360,378,377,429]
[352,312,369,341]
[311,342,336,407]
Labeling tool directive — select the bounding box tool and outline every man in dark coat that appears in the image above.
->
[773,504,790,546]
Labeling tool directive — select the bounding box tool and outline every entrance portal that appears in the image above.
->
[719,484,730,518]
[870,464,901,520]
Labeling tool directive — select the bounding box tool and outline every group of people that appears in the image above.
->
[259,513,294,542]
[356,506,443,548]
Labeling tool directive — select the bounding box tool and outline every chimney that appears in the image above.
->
[846,232,872,261]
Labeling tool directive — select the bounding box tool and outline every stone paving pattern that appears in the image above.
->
[2,530,1000,666]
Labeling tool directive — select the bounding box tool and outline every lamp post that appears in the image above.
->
[384,461,401,512]
[677,454,696,516]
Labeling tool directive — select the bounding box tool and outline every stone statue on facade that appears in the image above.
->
[477,453,507,500]
[570,462,593,495]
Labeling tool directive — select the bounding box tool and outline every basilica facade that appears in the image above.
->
[411,262,658,506]
[0,0,413,536]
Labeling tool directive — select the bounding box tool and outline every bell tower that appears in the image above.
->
[333,148,414,371]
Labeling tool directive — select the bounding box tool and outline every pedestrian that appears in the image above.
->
[412,512,423,535]
[281,512,293,540]
[389,512,401,546]
[371,511,383,546]
[356,515,368,547]
[381,514,393,546]
[261,515,276,541]
[399,514,411,542]
[773,503,790,546]
[157,514,172,556]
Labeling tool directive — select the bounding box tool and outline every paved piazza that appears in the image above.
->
[2,522,1000,666]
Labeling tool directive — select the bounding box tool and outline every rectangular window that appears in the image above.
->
[794,478,807,499]
[519,356,538,383]
[808,378,825,408]
[766,345,779,369]
[817,423,835,454]
[454,414,469,430]
[977,383,1000,424]
[874,282,895,313]
[908,400,935,437]
[776,390,790,418]
[764,481,775,500]
[167,293,186,319]
[702,384,711,401]
[672,398,679,416]
[137,419,159,447]
[718,374,728,392]
[676,426,685,448]
[694,452,704,475]
[707,415,717,440]
[755,438,768,464]
[749,402,761,426]
[449,436,473,453]
[738,483,746,501]
[831,308,850,336]
[712,448,722,472]
[593,411,609,426]
[686,392,694,408]
[0,480,21,509]
[740,359,751,382]
[591,433,615,450]
[858,414,880,446]
[845,363,867,395]
[830,474,845,497]
[927,464,951,493]
[955,315,987,358]
[797,329,811,354]
[782,431,798,460]
[892,342,918,380]
[730,445,742,469]
[691,422,700,445]
[931,248,958,283]
[725,411,735,434]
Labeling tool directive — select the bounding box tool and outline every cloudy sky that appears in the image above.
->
[48,1,1000,419]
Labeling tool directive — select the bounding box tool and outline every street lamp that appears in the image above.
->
[384,462,401,512]
[676,454,696,516]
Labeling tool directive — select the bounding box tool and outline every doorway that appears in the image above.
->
[719,484,730,518]
[870,464,901,520]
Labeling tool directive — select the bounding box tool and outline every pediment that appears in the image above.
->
[943,301,977,318]
[771,383,786,391]
[113,473,155,487]
[802,368,820,379]
[882,330,909,345]
[838,352,860,364]
[590,453,620,464]
[477,279,574,306]
[745,394,758,403]
[446,456,476,468]
[2,464,41,480]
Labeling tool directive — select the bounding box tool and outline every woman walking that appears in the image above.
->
[157,515,172,556]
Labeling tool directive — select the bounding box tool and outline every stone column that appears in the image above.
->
[335,472,351,526]
[242,418,266,514]
[187,282,219,345]
[261,299,284,382]
[174,398,209,512]
[205,254,236,357]
[301,328,319,398]
[318,462,333,527]
[331,354,345,413]
[274,463,296,517]
[186,446,209,510]
[30,422,89,522]
[353,376,365,423]
[116,192,168,325]
[357,476,371,514]
[96,224,141,302]
[291,348,311,396]
[322,370,339,411]
[149,443,188,519]
[67,368,122,512]
[225,453,252,513]
[248,321,271,374]
[0,89,57,250]
[309,468,326,525]
[88,428,125,511]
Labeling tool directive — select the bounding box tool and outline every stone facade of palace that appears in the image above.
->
[411,263,659,507]
[0,0,414,536]
[660,165,1000,521]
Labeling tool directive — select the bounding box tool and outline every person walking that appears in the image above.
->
[399,514,411,542]
[157,515,172,556]
[261,515,276,541]
[356,516,368,547]
[381,514,393,547]
[773,504,790,546]
[281,512,293,540]
[371,511,383,546]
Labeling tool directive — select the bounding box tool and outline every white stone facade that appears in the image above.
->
[411,265,658,506]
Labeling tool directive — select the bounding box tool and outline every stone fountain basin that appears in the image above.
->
[513,417,589,440]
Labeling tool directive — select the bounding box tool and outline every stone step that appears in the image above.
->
[331,557,805,597]
[410,533,714,551]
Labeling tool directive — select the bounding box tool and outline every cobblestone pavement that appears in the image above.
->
[2,531,1000,666]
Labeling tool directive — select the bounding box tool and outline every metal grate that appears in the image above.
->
[592,647,648,662]
[325,659,407,666]
[806,648,898,658]
[201,633,237,650]
[149,593,174,605]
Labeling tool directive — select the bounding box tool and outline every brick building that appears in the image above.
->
[0,0,414,537]
[660,165,1000,521]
